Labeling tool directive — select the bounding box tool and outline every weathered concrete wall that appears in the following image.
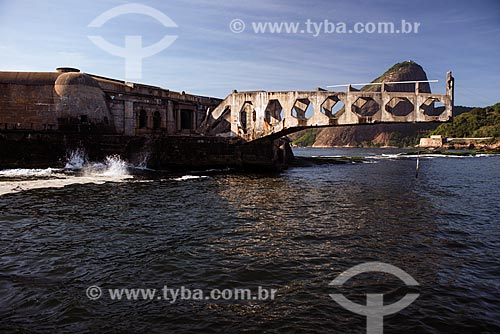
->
[146,136,292,170]
[0,73,60,131]
[0,68,222,136]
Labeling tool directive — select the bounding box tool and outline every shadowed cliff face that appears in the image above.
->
[309,61,436,147]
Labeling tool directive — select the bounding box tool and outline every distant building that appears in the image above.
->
[419,135,444,148]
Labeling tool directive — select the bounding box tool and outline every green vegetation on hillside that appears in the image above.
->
[292,129,318,147]
[389,132,421,147]
[430,103,500,138]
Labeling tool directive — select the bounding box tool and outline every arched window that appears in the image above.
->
[139,110,147,129]
[153,111,161,129]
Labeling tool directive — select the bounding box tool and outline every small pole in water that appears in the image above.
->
[415,152,420,178]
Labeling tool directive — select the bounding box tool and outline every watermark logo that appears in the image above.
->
[88,3,178,80]
[229,19,246,34]
[329,262,419,334]
[86,285,102,300]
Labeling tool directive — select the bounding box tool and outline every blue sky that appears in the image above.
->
[0,0,499,106]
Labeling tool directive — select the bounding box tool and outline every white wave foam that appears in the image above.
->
[380,154,403,159]
[473,154,498,158]
[132,179,155,183]
[402,154,468,159]
[367,153,500,160]
[200,168,232,173]
[0,168,61,177]
[311,155,345,158]
[0,154,132,196]
[367,154,453,160]
[173,175,209,181]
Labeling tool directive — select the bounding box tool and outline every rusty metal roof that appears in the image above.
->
[0,72,61,85]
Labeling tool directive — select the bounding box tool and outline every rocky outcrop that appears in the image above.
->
[313,122,437,147]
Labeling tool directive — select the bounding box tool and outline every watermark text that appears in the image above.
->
[87,285,277,303]
[230,19,420,36]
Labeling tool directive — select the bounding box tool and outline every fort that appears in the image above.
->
[0,67,454,170]
[0,67,221,136]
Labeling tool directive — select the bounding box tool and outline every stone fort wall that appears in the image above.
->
[0,67,222,135]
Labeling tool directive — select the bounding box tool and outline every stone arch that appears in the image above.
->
[239,102,253,132]
[385,97,414,116]
[321,95,345,118]
[264,99,284,126]
[420,97,445,116]
[292,98,312,119]
[352,97,380,117]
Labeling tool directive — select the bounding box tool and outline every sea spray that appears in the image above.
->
[80,155,130,177]
[65,149,87,170]
[101,155,129,176]
[135,152,151,170]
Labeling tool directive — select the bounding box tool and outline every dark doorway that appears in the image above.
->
[153,111,161,129]
[139,110,147,129]
[180,109,193,129]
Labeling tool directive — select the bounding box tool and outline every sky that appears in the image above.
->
[0,0,499,106]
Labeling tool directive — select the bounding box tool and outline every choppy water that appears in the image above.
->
[0,148,499,333]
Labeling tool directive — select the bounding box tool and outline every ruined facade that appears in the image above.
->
[0,67,221,135]
[202,72,454,142]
